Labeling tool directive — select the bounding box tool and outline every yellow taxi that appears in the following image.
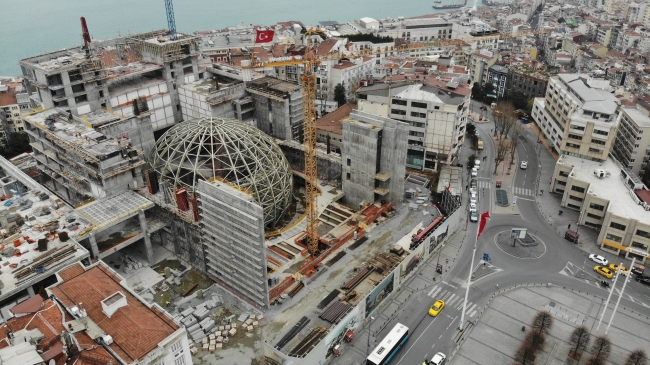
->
[594,266,613,279]
[608,263,629,275]
[429,299,445,316]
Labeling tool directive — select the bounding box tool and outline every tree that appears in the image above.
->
[466,123,476,136]
[472,82,484,101]
[585,335,611,365]
[334,83,346,106]
[513,342,536,365]
[493,138,509,175]
[524,329,546,352]
[494,100,516,139]
[0,132,32,159]
[531,310,554,335]
[482,82,496,102]
[467,154,476,170]
[568,326,590,358]
[509,124,523,164]
[625,349,648,365]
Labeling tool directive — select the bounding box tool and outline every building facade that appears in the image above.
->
[487,65,508,97]
[611,105,650,177]
[531,74,620,160]
[507,64,550,99]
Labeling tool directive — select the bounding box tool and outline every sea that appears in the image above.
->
[0,0,459,77]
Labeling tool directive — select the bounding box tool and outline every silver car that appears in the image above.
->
[589,254,608,266]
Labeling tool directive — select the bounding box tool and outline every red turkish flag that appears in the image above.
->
[477,211,491,240]
[255,29,274,43]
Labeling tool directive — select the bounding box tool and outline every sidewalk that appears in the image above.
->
[335,230,468,364]
[485,128,520,216]
[521,123,600,251]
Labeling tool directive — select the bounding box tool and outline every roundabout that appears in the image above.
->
[494,230,547,259]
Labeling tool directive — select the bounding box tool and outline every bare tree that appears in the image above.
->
[524,329,546,352]
[513,342,536,365]
[494,100,517,138]
[568,326,590,358]
[493,138,509,175]
[625,349,648,365]
[509,124,523,164]
[531,310,554,335]
[585,336,612,365]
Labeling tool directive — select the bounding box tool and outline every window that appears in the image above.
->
[632,241,649,250]
[346,172,350,180]
[589,148,602,154]
[569,195,583,202]
[409,121,425,128]
[391,109,406,115]
[586,213,602,220]
[570,124,585,131]
[589,203,605,211]
[591,139,605,145]
[557,180,567,185]
[609,222,627,231]
[567,203,581,209]
[392,99,407,106]
[568,134,582,140]
[593,129,608,136]
[559,171,569,177]
[408,131,424,137]
[566,143,580,148]
[174,357,186,365]
[605,233,622,242]
[571,186,585,193]
[171,340,183,353]
[410,111,426,118]
[636,229,650,239]
[411,101,427,108]
[434,106,440,110]
[347,158,351,167]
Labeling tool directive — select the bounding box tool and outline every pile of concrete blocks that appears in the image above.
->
[199,317,215,332]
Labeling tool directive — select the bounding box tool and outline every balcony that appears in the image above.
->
[375,172,391,181]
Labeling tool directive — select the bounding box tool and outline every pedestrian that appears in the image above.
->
[496,284,499,291]
[466,185,468,191]
[568,224,571,230]
[540,189,544,195]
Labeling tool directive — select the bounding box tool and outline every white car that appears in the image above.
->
[470,194,477,204]
[470,187,477,195]
[474,160,481,169]
[520,161,528,169]
[589,254,608,266]
[469,202,477,212]
[471,167,478,177]
[470,211,479,222]
[430,352,447,365]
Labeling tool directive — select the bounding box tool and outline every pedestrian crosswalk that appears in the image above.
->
[513,187,535,197]
[425,284,479,317]
[477,181,490,189]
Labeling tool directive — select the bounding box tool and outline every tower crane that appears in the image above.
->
[244,28,547,258]
[163,0,178,40]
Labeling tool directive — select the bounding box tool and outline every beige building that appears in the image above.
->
[611,104,650,177]
[468,50,498,86]
[550,155,650,264]
[0,79,30,144]
[532,74,621,162]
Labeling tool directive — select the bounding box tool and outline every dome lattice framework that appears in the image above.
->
[149,117,293,229]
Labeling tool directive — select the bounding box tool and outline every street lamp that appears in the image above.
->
[366,316,375,361]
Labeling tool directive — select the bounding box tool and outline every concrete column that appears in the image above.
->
[138,209,154,265]
[27,286,35,296]
[89,233,99,258]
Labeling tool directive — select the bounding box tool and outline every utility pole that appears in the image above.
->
[366,316,375,359]
[596,262,622,332]
[606,258,635,335]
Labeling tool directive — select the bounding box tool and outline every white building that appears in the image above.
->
[531,74,620,161]
[611,104,650,177]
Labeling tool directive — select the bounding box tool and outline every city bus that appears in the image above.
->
[365,323,410,365]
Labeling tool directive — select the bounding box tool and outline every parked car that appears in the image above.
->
[471,167,478,177]
[470,194,477,204]
[609,263,628,276]
[520,161,528,169]
[470,211,478,222]
[635,276,650,286]
[474,160,481,169]
[430,352,447,365]
[564,230,579,243]
[471,179,477,189]
[469,202,477,212]
[477,139,484,150]
[480,105,487,111]
[632,263,646,275]
[589,254,608,266]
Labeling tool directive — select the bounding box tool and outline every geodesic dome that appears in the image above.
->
[149,117,293,229]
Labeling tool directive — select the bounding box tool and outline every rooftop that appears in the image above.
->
[50,263,179,364]
[0,157,91,301]
[315,104,353,135]
[76,190,153,231]
[621,105,650,128]
[558,155,650,221]
[557,74,620,115]
[0,82,23,107]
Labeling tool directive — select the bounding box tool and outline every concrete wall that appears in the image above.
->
[96,115,156,158]
[341,111,407,208]
[197,180,269,309]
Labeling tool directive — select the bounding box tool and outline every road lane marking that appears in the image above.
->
[395,316,439,364]
[469,310,477,317]
[447,316,458,329]
[442,280,458,289]
[428,287,441,297]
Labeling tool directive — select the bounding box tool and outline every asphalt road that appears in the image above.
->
[367,103,650,365]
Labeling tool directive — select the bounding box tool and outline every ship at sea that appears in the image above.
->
[433,0,467,8]
[482,0,503,5]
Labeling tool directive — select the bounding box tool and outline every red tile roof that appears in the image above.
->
[315,104,353,135]
[9,295,43,315]
[50,264,178,363]
[0,82,21,107]
[58,263,85,281]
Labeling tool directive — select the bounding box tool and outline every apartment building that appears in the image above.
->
[596,27,613,48]
[0,80,31,147]
[380,17,455,42]
[468,50,498,85]
[625,2,648,23]
[550,155,650,265]
[329,57,376,100]
[531,74,620,161]
[616,32,642,53]
[49,262,193,365]
[487,65,508,97]
[611,104,650,177]
[507,63,550,99]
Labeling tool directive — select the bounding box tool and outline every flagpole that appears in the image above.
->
[460,211,488,331]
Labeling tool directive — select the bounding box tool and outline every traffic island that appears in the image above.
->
[495,231,546,259]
